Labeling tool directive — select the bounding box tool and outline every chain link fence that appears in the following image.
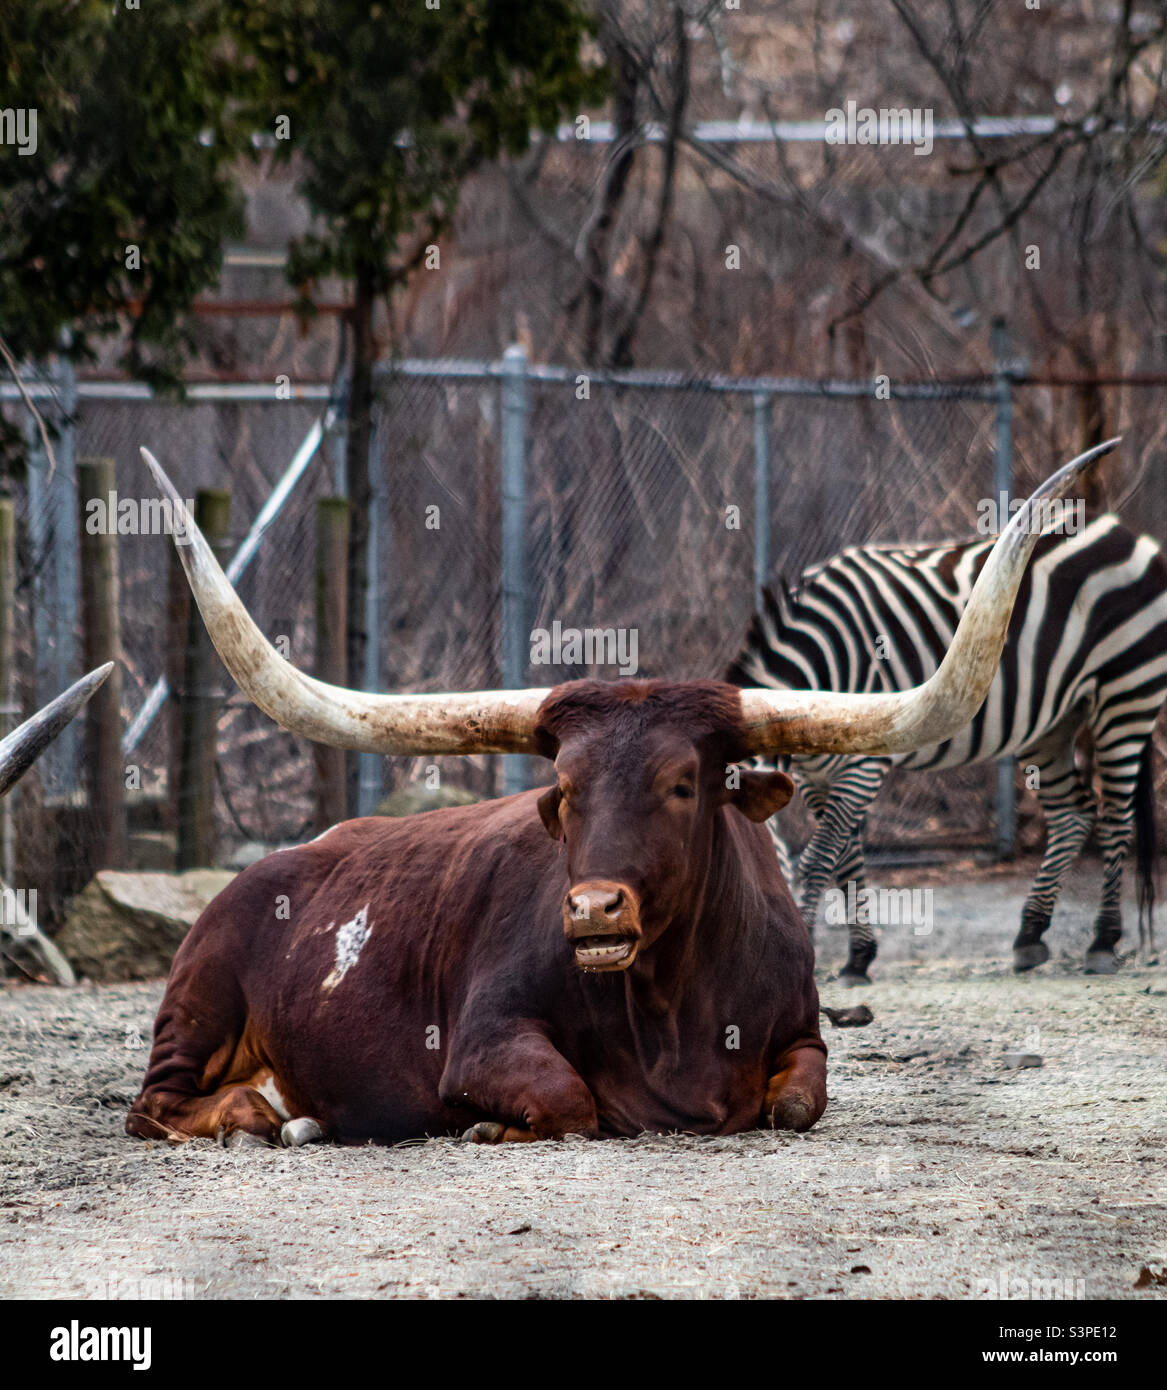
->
[370,359,1005,850]
[3,356,1166,918]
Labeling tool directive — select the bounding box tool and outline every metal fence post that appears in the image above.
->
[357,400,385,816]
[27,348,81,797]
[752,392,771,611]
[329,369,349,497]
[55,349,80,793]
[992,318,1016,860]
[501,344,529,797]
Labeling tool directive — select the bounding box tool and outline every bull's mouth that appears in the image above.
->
[572,934,639,972]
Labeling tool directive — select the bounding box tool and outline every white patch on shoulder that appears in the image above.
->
[321,904,372,991]
[255,1075,292,1121]
[306,822,344,845]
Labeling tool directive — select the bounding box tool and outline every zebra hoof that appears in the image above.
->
[1084,949,1120,975]
[281,1117,325,1148]
[1012,942,1050,973]
[838,969,872,988]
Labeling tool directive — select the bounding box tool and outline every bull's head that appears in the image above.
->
[140,439,1116,973]
[532,681,793,971]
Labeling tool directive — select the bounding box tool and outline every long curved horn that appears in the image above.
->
[737,438,1120,756]
[141,449,548,755]
[0,663,114,797]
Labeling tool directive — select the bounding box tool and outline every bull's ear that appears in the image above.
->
[537,785,564,839]
[727,769,794,823]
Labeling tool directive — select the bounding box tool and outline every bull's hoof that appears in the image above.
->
[281,1117,325,1148]
[218,1127,273,1150]
[1013,941,1050,973]
[1085,949,1120,975]
[769,1094,815,1133]
[462,1121,505,1144]
[838,969,872,988]
[460,1120,540,1144]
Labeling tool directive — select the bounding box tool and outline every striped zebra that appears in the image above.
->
[726,511,1167,983]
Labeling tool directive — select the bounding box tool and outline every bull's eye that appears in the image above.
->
[671,783,695,799]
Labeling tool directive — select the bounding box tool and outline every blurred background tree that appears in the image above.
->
[0,0,257,473]
[223,0,606,810]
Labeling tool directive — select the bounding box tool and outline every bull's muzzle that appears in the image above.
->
[563,879,642,972]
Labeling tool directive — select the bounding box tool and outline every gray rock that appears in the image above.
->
[56,869,236,981]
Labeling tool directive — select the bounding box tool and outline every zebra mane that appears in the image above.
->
[757,574,799,640]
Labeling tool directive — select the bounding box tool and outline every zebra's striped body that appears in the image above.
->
[727,513,1167,980]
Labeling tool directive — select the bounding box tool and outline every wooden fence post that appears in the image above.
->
[166,525,189,840]
[77,458,127,868]
[314,497,350,831]
[0,500,15,884]
[177,489,230,869]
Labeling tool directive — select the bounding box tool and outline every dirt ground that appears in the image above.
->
[1,861,1165,1301]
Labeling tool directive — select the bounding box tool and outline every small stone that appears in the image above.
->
[1002,1051,1042,1069]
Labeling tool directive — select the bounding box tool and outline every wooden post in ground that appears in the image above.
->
[0,500,15,885]
[166,527,190,840]
[177,489,230,869]
[77,457,127,868]
[314,497,350,832]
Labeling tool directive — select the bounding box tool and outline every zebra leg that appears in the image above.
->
[1086,753,1142,974]
[832,832,877,985]
[1088,801,1133,973]
[796,760,888,982]
[793,781,829,939]
[766,815,796,891]
[1013,750,1095,973]
[1085,704,1164,970]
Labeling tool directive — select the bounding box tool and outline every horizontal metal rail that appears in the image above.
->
[0,368,998,402]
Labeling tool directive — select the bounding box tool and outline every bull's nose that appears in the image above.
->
[567,887,624,920]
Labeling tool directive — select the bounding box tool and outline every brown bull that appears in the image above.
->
[127,443,1113,1147]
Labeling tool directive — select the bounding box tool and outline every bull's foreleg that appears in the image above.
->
[127,970,290,1148]
[441,1025,599,1142]
[127,1083,285,1148]
[761,1040,828,1133]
